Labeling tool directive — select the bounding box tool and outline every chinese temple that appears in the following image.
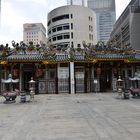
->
[0,41,140,94]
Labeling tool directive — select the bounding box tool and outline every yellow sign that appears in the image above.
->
[0,61,8,65]
[43,61,49,64]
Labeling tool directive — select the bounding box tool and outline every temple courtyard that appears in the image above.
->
[0,93,140,140]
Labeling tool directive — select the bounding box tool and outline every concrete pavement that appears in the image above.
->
[0,93,140,140]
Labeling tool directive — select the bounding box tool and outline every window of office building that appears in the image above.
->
[71,41,74,47]
[88,16,92,21]
[71,32,73,39]
[57,26,63,31]
[52,28,56,32]
[47,20,51,26]
[71,23,73,29]
[52,37,56,41]
[48,30,51,35]
[57,35,63,40]
[63,25,69,30]
[64,34,70,39]
[52,14,69,22]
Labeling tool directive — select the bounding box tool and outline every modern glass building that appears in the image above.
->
[88,0,116,43]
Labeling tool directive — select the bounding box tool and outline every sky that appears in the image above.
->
[0,0,131,45]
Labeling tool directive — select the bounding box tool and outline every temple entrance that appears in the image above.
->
[75,66,85,93]
[21,64,36,92]
[23,71,33,92]
[99,63,112,92]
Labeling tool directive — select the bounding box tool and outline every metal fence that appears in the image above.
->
[58,78,70,93]
[38,78,70,94]
[38,78,96,94]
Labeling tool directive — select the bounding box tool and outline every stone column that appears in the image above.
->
[19,64,22,91]
[131,65,135,77]
[91,64,95,92]
[70,62,75,94]
[0,65,2,93]
[125,65,127,77]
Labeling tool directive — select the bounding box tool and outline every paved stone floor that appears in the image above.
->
[0,93,140,140]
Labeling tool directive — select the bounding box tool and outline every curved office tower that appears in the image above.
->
[88,0,116,43]
[47,5,97,49]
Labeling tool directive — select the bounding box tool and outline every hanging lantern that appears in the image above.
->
[37,67,43,77]
[13,68,19,77]
[97,67,101,76]
[114,68,117,74]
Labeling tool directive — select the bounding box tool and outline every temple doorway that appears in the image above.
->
[23,71,33,92]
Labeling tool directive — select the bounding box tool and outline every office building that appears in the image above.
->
[109,0,140,50]
[88,0,116,43]
[67,0,86,6]
[23,23,47,45]
[47,5,97,49]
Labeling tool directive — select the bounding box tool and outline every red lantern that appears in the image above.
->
[97,67,101,76]
[114,68,117,75]
[13,68,19,77]
[37,68,43,77]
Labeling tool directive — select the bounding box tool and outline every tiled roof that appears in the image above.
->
[96,54,133,59]
[56,54,70,61]
[72,54,85,60]
[0,51,139,62]
[135,54,140,59]
[7,54,46,60]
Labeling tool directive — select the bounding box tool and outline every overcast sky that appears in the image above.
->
[0,0,131,45]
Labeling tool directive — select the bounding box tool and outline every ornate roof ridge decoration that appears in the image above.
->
[83,41,135,57]
[0,44,12,58]
[11,41,46,55]
[0,40,139,62]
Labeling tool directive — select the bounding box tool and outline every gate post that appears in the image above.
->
[70,62,75,94]
[84,76,87,93]
[55,77,58,94]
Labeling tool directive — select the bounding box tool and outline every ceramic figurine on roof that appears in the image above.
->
[43,41,56,58]
[82,41,134,57]
[82,41,96,58]
[69,45,75,59]
[12,40,45,55]
[0,43,11,57]
[12,40,27,53]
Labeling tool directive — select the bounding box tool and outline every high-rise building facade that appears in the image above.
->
[109,0,140,50]
[67,0,86,6]
[88,0,116,43]
[23,23,47,45]
[47,5,97,49]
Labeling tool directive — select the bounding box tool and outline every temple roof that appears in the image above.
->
[0,41,139,63]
